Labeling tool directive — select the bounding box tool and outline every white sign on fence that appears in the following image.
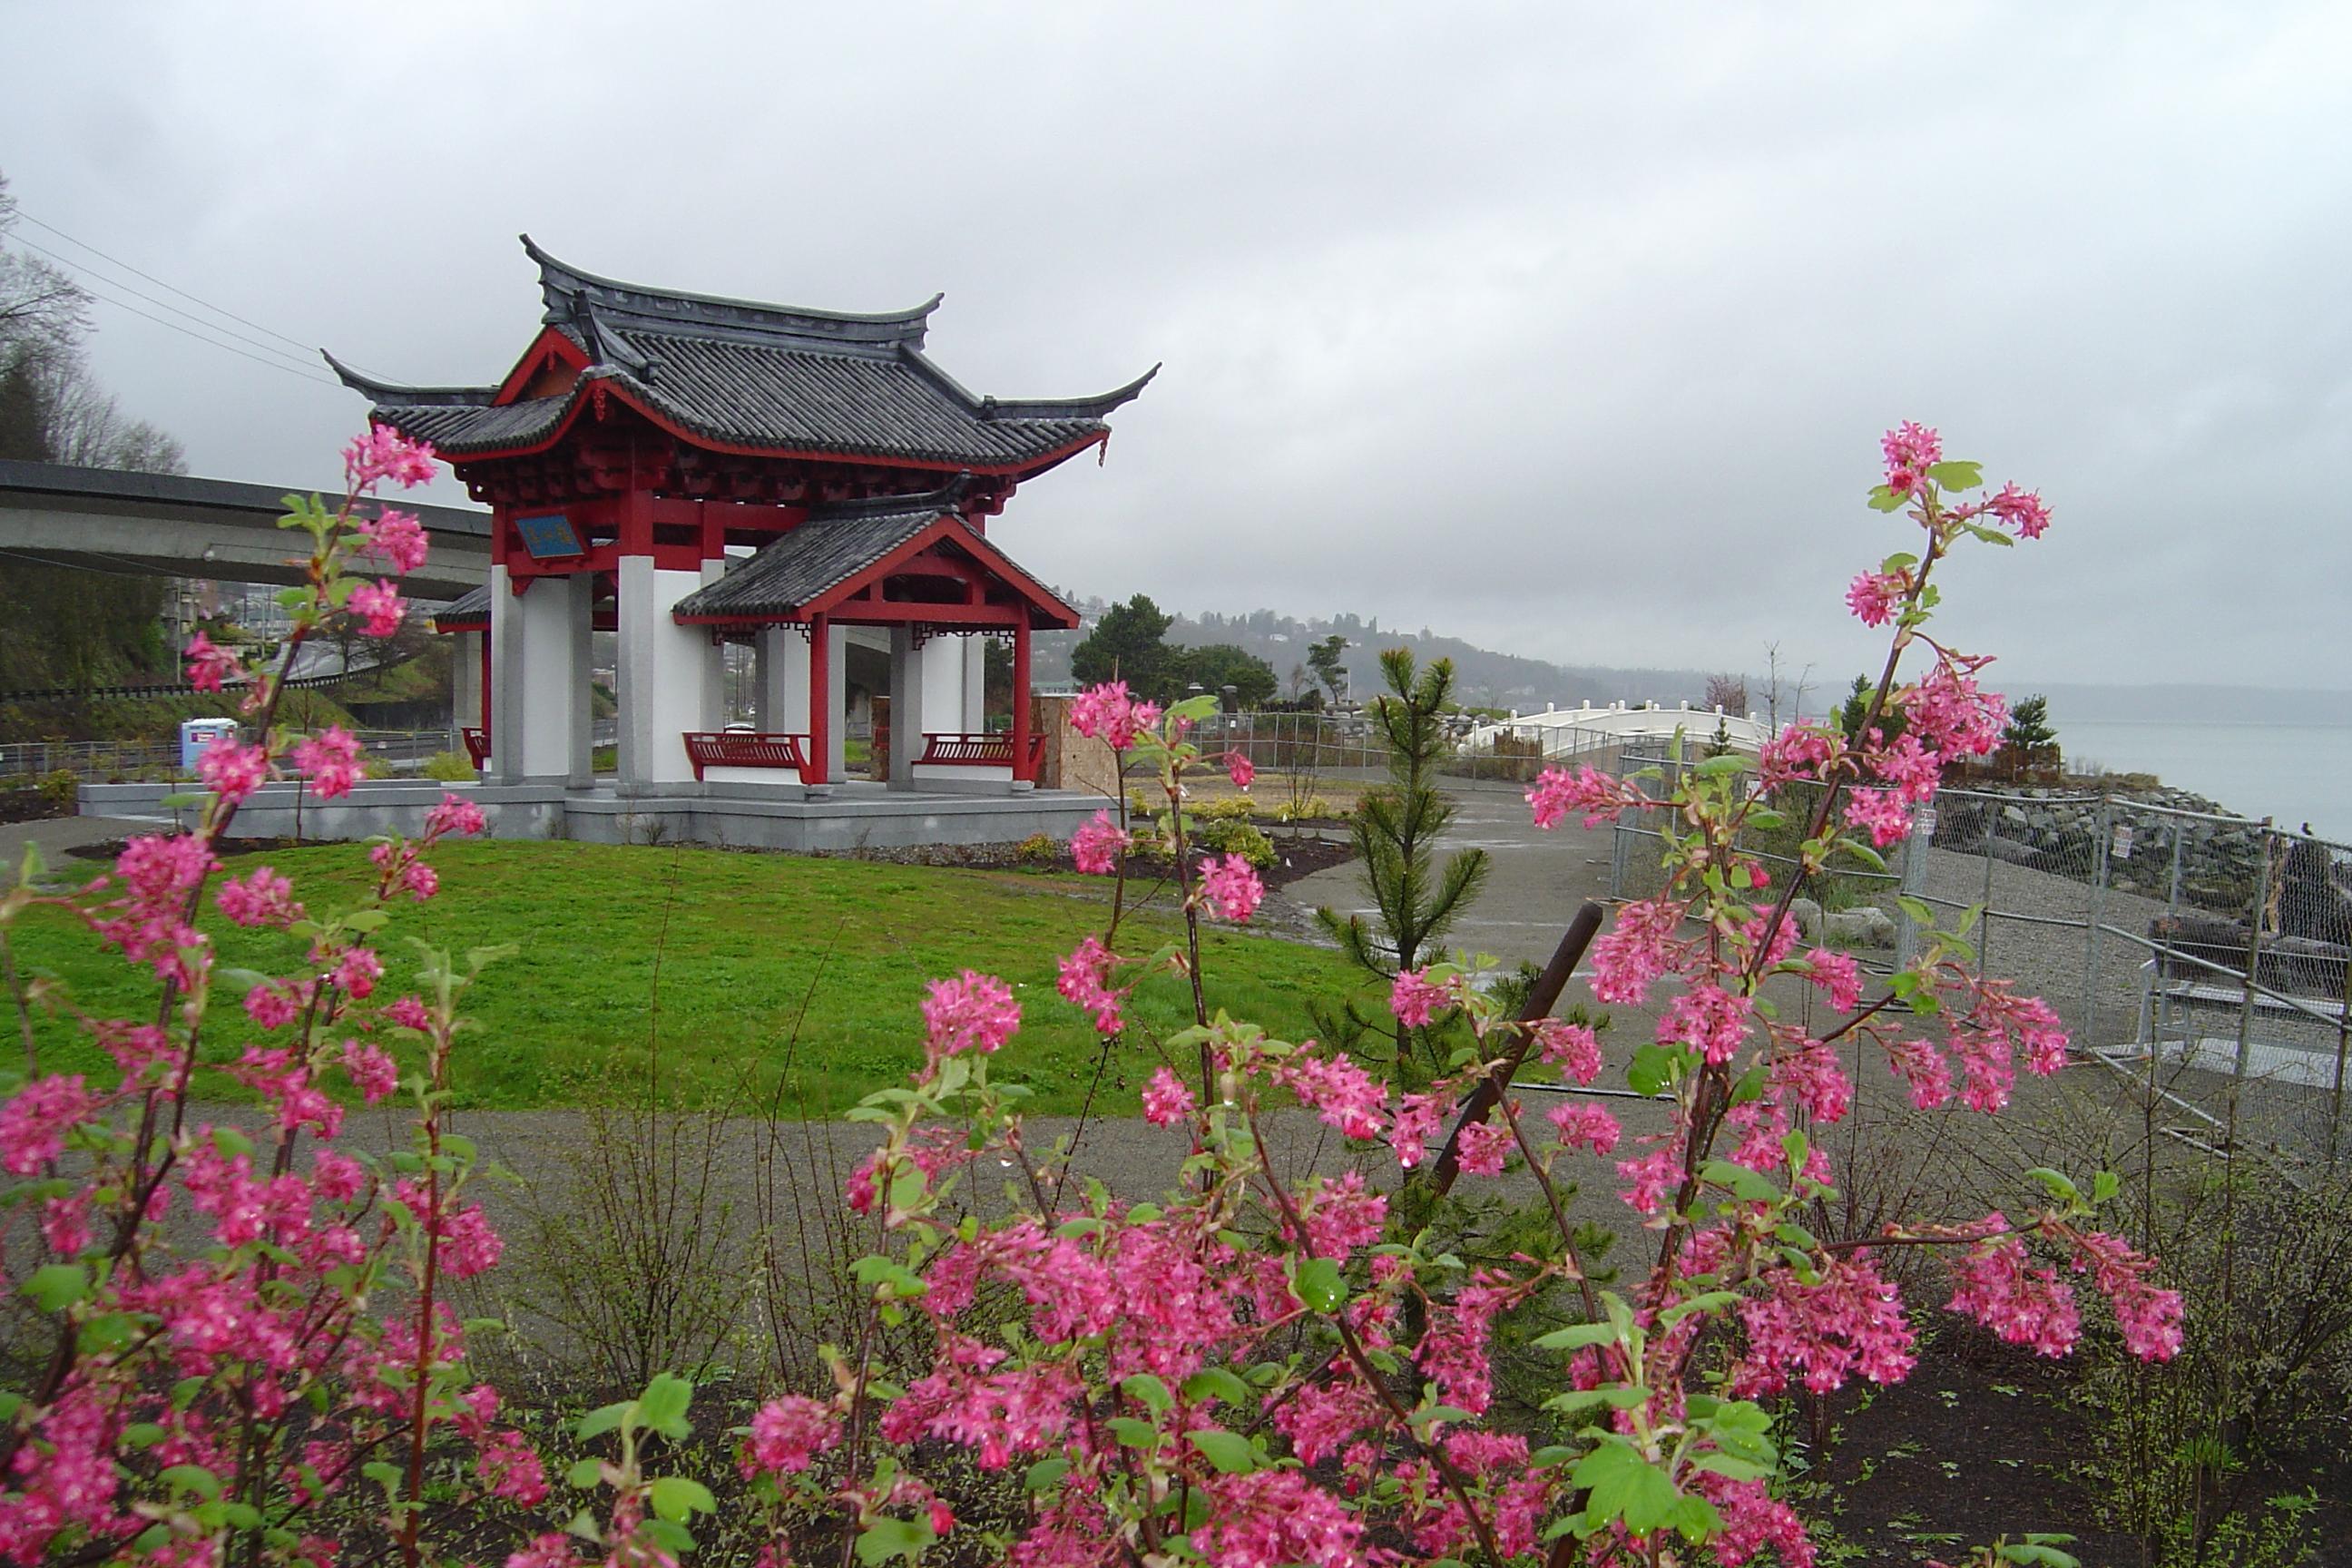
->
[2112,824,2134,860]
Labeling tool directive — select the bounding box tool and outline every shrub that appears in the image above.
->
[1192,815,1277,868]
[424,747,479,780]
[0,426,2179,1568]
[1014,830,1059,866]
[37,768,78,808]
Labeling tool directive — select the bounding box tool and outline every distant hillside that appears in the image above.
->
[1035,593,1727,713]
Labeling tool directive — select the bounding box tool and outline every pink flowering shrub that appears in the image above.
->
[0,427,2179,1568]
[722,430,2177,1568]
[0,431,550,1567]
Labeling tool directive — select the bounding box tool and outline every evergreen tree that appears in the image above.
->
[1306,633,1349,704]
[1170,643,1278,708]
[1316,649,1490,1076]
[1070,593,1175,699]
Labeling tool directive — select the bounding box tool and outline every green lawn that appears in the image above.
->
[9,841,1367,1116]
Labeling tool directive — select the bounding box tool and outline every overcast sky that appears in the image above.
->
[4,2,2347,693]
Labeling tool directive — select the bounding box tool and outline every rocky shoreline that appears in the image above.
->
[1930,782,2344,922]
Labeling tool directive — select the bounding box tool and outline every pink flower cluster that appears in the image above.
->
[1054,936,1128,1035]
[358,506,431,573]
[1141,1065,1195,1127]
[1069,681,1160,751]
[920,970,1021,1064]
[344,426,438,490]
[183,631,242,692]
[292,726,365,799]
[1198,853,1263,922]
[1881,419,1942,495]
[1069,810,1129,875]
[348,579,407,638]
[1526,762,1636,829]
[1388,966,1451,1027]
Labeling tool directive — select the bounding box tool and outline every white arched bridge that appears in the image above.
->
[1463,700,1776,763]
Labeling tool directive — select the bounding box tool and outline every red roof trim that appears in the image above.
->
[491,327,591,407]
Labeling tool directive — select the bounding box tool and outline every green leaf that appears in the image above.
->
[2092,1170,2121,1204]
[648,1476,715,1521]
[1698,1159,1780,1204]
[1573,1438,1683,1534]
[1188,1429,1260,1474]
[1120,1374,1173,1416]
[1181,1367,1252,1408]
[1867,484,1909,513]
[24,1264,87,1312]
[1626,1043,1675,1097]
[1926,460,1984,492]
[1105,1416,1160,1448]
[2024,1168,2082,1205]
[575,1400,633,1441]
[854,1515,937,1566]
[361,1460,403,1498]
[1694,754,1746,779]
[341,908,391,934]
[637,1372,693,1434]
[564,1458,603,1489]
[1895,895,1937,927]
[161,1465,220,1499]
[640,1518,697,1554]
[1023,1457,1070,1493]
[1532,1321,1620,1351]
[1293,1256,1348,1313]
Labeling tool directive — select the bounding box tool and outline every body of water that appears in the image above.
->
[2056,719,2352,843]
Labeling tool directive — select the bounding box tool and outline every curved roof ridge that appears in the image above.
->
[321,350,497,407]
[522,234,943,348]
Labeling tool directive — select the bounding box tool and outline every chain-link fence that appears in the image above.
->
[1190,711,1639,788]
[1606,755,2352,1165]
[0,727,594,784]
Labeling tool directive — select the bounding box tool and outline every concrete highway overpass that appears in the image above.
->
[0,460,490,600]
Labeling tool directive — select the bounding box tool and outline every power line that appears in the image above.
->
[13,206,318,356]
[9,230,328,377]
[63,278,341,387]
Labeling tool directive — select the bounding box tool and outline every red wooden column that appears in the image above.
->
[1011,620,1033,783]
[803,615,830,786]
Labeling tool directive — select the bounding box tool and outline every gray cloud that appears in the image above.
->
[5,1,2347,691]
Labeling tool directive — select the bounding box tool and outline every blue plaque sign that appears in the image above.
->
[514,512,584,560]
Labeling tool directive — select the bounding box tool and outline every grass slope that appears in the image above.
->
[12,841,1367,1116]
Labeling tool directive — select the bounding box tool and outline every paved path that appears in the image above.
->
[2,814,162,880]
[1279,779,1619,971]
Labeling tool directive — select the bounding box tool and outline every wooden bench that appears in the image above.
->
[916,732,1045,774]
[682,730,808,780]
[461,728,489,768]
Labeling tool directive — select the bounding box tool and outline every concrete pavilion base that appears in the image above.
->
[77,779,1102,854]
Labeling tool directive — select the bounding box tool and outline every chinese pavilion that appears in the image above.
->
[330,236,1152,795]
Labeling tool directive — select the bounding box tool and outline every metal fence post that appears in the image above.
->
[2084,796,2112,1049]
[2233,830,2273,1093]
[1894,805,1933,972]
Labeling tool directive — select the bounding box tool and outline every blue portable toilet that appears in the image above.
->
[180,718,241,772]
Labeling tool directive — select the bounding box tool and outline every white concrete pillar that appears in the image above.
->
[617,556,720,792]
[888,627,927,789]
[960,634,987,733]
[758,626,812,734]
[920,634,965,738]
[488,567,591,785]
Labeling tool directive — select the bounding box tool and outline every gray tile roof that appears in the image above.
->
[670,485,1074,627]
[330,238,1154,472]
[432,583,491,629]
